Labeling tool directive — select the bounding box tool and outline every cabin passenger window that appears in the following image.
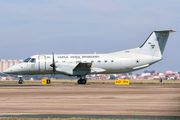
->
[91,60,94,63]
[104,60,107,62]
[98,60,101,63]
[111,60,114,62]
[30,58,36,63]
[77,61,81,63]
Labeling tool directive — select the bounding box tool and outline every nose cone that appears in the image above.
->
[2,68,11,74]
[2,64,21,75]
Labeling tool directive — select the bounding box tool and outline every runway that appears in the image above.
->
[0,113,180,119]
[0,82,180,118]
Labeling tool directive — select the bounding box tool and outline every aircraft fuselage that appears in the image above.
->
[4,53,161,76]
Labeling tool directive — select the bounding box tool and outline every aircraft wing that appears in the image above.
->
[56,62,106,76]
[73,63,92,71]
[91,67,106,73]
[56,63,92,75]
[73,63,106,73]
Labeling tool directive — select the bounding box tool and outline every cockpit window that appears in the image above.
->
[30,58,36,63]
[24,58,31,62]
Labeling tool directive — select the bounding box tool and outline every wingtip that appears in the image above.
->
[170,29,177,33]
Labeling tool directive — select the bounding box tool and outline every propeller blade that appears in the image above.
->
[50,52,56,76]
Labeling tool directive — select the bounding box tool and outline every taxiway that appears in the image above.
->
[0,82,180,117]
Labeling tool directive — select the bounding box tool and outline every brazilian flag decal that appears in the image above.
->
[47,56,51,59]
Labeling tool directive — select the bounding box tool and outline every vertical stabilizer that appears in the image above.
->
[139,30,176,57]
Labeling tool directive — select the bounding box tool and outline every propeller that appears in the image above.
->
[50,52,56,76]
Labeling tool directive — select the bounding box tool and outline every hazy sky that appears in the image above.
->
[0,0,179,73]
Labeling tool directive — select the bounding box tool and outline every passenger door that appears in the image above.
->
[39,55,46,71]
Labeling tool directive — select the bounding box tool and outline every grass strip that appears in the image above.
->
[0,118,175,120]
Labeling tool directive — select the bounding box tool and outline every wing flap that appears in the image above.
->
[73,63,92,71]
[91,67,106,73]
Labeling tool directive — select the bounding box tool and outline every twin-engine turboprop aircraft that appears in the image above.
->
[2,30,176,84]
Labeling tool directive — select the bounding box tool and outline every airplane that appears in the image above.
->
[2,30,176,84]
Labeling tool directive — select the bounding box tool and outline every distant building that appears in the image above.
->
[0,59,23,72]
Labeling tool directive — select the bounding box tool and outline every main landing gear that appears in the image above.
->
[18,75,23,84]
[77,76,87,84]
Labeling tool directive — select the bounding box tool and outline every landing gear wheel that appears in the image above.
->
[18,75,23,84]
[77,80,82,84]
[77,79,87,84]
[18,80,23,84]
[81,79,86,84]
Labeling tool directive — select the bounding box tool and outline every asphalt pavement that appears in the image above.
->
[0,113,180,119]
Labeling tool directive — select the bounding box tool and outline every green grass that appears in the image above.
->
[1,118,178,120]
[0,81,40,84]
[0,118,108,120]
[129,82,180,85]
[0,118,115,120]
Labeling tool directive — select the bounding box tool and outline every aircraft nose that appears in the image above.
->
[2,64,20,74]
[2,68,11,74]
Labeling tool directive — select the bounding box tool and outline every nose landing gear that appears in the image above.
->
[18,75,23,84]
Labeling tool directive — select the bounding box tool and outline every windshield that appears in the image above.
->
[24,58,31,62]
[30,58,36,63]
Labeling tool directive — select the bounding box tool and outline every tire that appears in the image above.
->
[77,79,87,84]
[82,79,87,84]
[18,80,23,84]
[77,80,82,84]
